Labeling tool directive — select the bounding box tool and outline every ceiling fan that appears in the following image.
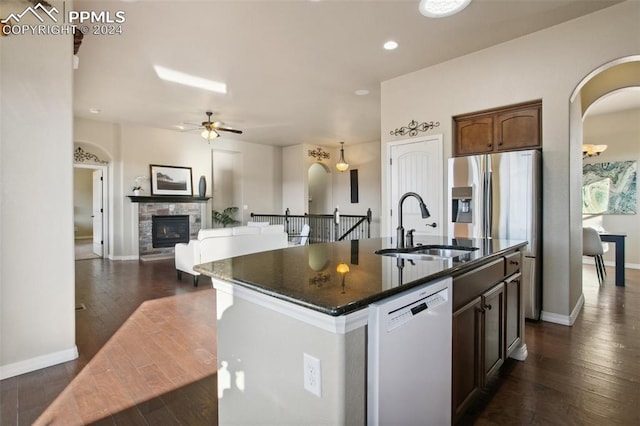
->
[194,111,243,141]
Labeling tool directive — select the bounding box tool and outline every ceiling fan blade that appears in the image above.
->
[216,127,243,134]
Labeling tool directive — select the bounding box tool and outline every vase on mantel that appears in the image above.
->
[133,189,141,196]
[198,176,206,198]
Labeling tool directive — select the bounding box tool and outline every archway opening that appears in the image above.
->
[570,57,640,294]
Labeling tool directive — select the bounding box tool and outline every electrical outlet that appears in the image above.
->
[303,353,322,397]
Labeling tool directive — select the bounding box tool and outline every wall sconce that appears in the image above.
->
[583,144,607,158]
[336,142,349,172]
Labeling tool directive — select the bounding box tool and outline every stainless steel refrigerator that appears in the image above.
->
[448,150,542,320]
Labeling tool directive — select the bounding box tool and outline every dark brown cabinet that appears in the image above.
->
[451,250,522,423]
[482,282,505,381]
[452,297,482,420]
[505,273,522,355]
[454,101,541,157]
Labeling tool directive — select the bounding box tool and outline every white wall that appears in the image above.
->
[381,1,640,322]
[74,118,283,258]
[0,1,77,378]
[331,141,381,237]
[583,107,640,266]
[283,142,382,236]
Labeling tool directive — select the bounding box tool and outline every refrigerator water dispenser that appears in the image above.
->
[451,186,472,223]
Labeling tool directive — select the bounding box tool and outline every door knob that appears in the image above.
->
[426,222,437,228]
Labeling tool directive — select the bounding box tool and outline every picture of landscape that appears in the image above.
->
[150,165,193,196]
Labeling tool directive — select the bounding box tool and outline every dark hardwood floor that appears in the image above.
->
[1,258,639,425]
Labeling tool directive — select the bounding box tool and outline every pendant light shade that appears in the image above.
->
[336,142,349,172]
[582,144,607,158]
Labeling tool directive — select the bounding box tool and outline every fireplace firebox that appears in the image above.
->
[152,215,190,248]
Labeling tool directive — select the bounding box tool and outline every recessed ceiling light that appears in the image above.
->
[355,89,369,96]
[419,0,472,18]
[383,40,398,50]
[89,108,101,114]
[153,65,227,94]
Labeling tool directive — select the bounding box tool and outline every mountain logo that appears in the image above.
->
[1,3,59,24]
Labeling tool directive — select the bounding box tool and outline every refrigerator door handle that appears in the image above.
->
[485,171,493,238]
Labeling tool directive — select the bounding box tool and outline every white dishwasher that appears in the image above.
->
[367,277,452,426]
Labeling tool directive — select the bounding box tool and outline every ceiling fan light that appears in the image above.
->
[419,0,472,18]
[201,128,220,140]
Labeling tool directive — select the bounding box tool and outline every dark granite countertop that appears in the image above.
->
[194,236,527,316]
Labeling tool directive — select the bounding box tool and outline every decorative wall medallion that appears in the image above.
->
[74,147,108,164]
[309,273,330,287]
[390,120,440,137]
[308,147,330,161]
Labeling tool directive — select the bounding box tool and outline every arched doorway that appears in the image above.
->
[570,56,640,293]
[308,162,332,215]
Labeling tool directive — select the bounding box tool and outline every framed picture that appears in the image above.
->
[149,164,193,196]
[583,161,637,214]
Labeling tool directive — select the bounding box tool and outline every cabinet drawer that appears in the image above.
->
[453,258,504,311]
[504,252,522,277]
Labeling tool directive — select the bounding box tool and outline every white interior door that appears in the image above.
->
[92,169,103,256]
[389,136,443,239]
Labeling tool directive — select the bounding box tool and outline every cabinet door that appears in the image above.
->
[505,273,522,355]
[455,116,494,156]
[495,105,540,151]
[482,282,505,381]
[452,296,483,421]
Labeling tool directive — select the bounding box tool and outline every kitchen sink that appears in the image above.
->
[375,245,478,262]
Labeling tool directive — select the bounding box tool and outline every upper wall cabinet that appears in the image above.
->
[453,101,541,157]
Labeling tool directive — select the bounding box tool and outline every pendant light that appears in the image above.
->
[582,144,607,158]
[336,142,349,172]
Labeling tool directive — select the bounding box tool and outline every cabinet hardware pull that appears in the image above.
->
[485,304,492,310]
[509,260,519,265]
[498,140,503,146]
[487,143,492,148]
[478,307,486,314]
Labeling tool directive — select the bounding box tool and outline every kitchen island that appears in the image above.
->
[194,236,527,425]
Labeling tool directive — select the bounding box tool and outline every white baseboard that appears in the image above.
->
[540,293,584,326]
[509,343,528,361]
[0,346,78,380]
[140,253,174,262]
[582,257,640,270]
[109,254,139,261]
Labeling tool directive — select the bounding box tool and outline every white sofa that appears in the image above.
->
[175,223,288,286]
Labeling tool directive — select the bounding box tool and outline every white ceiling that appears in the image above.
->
[586,87,640,116]
[72,0,624,147]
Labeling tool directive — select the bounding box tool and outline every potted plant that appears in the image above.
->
[212,206,240,228]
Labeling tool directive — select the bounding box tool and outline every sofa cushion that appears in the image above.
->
[247,221,269,227]
[198,228,233,240]
[232,226,261,236]
[260,224,285,234]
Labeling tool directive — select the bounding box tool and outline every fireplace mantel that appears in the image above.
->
[128,196,211,203]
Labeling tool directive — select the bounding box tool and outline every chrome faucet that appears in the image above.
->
[397,192,431,248]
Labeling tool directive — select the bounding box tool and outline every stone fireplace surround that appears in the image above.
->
[129,196,210,260]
